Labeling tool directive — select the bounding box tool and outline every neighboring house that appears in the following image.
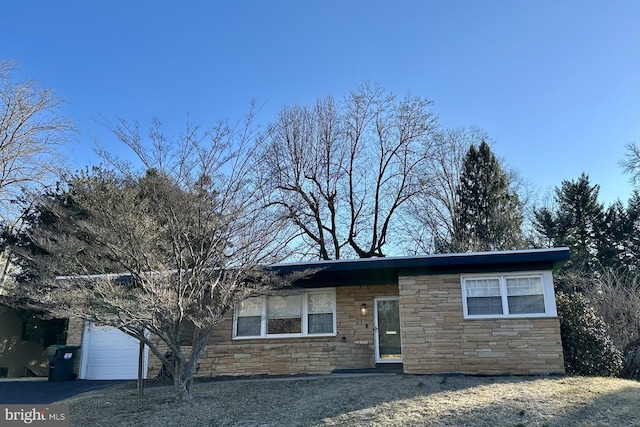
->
[0,255,68,378]
[0,304,66,378]
[68,248,570,380]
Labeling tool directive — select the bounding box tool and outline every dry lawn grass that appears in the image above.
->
[62,374,640,427]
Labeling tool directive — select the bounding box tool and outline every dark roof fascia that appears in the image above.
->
[271,248,570,288]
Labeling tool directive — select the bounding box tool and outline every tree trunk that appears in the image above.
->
[172,332,210,402]
[173,359,193,401]
[175,375,193,401]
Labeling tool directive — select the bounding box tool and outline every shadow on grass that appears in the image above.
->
[66,374,640,427]
[429,383,640,427]
[554,385,640,427]
[305,375,639,427]
[189,374,551,426]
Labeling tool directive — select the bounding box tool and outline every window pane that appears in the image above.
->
[467,296,503,315]
[506,277,543,296]
[308,292,333,314]
[465,279,501,297]
[508,295,545,314]
[308,313,333,334]
[236,316,261,336]
[267,295,303,318]
[267,318,302,334]
[267,294,302,335]
[238,297,262,317]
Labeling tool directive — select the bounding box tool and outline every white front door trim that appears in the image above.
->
[373,297,403,364]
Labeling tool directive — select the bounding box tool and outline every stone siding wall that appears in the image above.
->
[398,274,565,375]
[65,318,84,346]
[147,284,399,377]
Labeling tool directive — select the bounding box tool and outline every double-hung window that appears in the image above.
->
[235,297,263,337]
[234,288,336,338]
[267,295,303,334]
[505,276,546,314]
[307,292,334,334]
[461,272,556,319]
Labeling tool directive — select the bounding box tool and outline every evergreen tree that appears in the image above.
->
[450,141,523,252]
[5,171,122,286]
[556,292,622,376]
[598,201,629,269]
[534,173,604,271]
[533,206,557,248]
[623,190,640,269]
[555,174,605,271]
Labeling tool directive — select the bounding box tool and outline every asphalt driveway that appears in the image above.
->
[0,378,128,404]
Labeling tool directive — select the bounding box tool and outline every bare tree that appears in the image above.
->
[259,82,438,259]
[621,142,640,188]
[9,116,299,401]
[405,127,487,253]
[0,60,74,221]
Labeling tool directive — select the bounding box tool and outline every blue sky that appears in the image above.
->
[2,1,638,205]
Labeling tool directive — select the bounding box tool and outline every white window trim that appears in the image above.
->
[461,271,557,319]
[232,288,337,339]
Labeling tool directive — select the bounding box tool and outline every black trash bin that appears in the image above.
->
[47,345,80,382]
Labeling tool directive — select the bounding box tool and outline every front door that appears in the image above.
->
[374,297,402,363]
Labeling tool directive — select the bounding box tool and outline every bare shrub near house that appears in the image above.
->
[587,268,640,379]
[10,114,298,401]
[559,268,640,378]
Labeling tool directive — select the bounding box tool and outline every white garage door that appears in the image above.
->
[79,323,148,380]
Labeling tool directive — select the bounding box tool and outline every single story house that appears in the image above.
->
[67,247,570,379]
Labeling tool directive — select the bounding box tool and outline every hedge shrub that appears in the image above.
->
[556,292,622,376]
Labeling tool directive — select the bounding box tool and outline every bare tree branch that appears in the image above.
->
[257,82,437,259]
[0,61,74,214]
[621,142,640,188]
[405,127,487,253]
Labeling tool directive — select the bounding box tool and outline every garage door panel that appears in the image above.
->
[80,323,148,380]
